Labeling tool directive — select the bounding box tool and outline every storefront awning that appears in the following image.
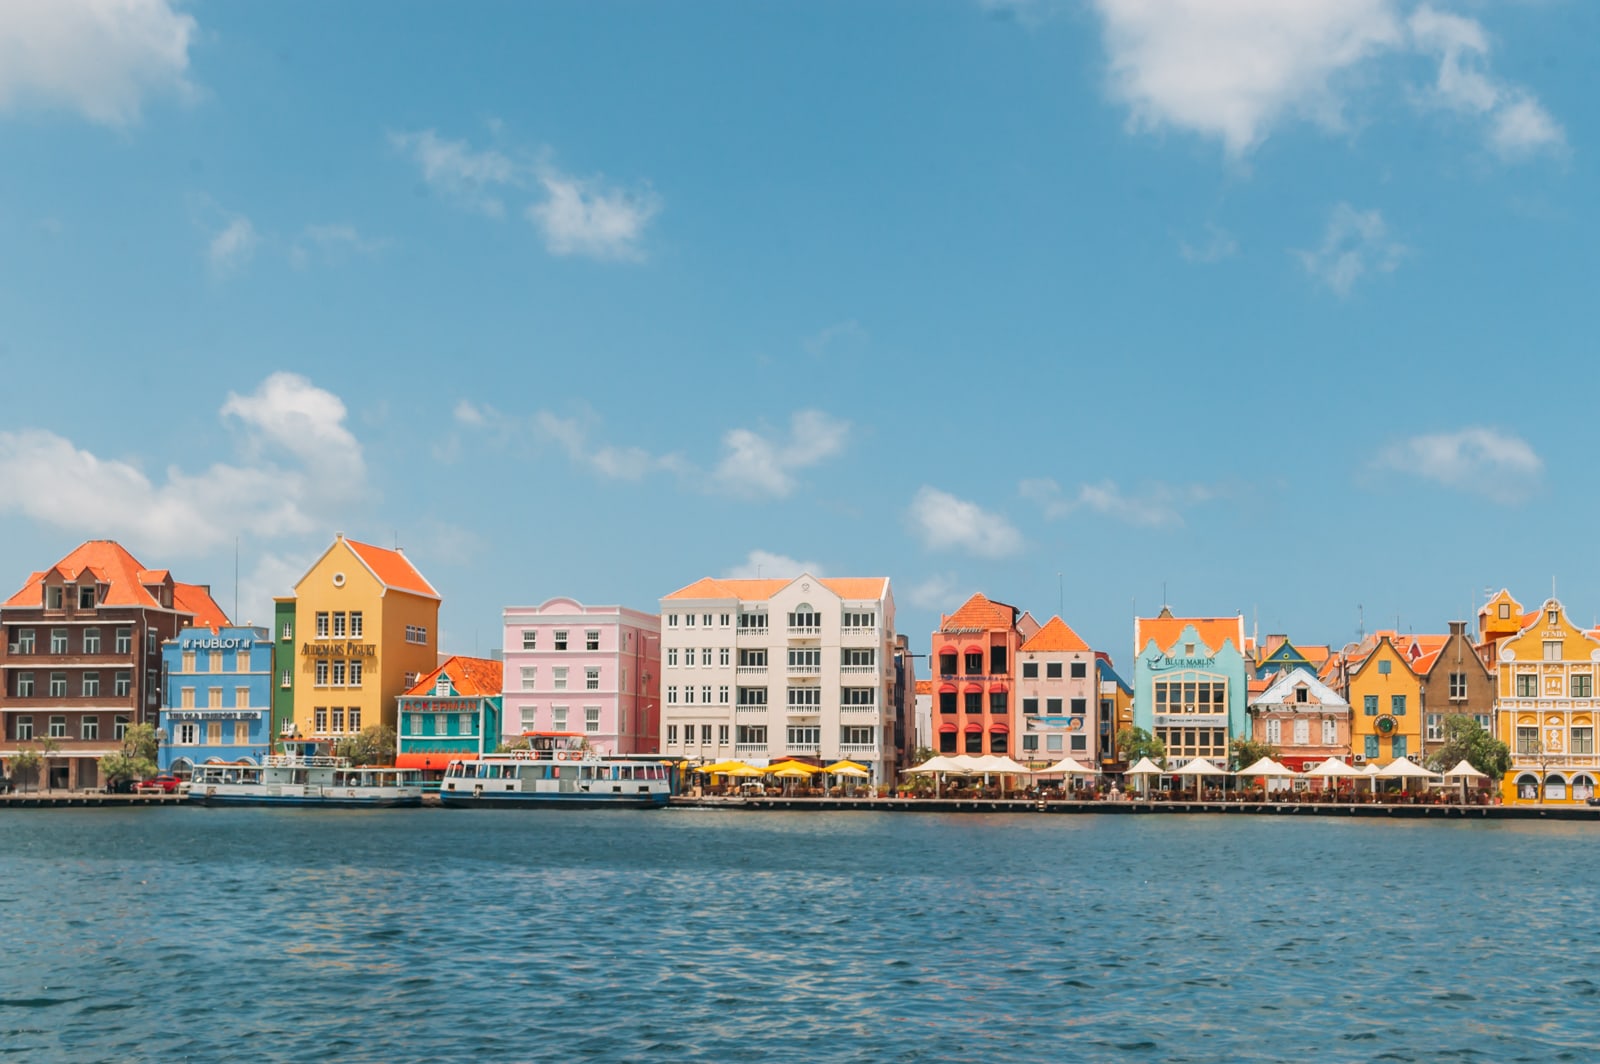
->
[396,752,474,770]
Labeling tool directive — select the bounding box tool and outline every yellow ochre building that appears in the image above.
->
[275,534,440,742]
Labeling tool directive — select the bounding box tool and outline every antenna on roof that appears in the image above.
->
[234,536,239,624]
[1357,604,1364,642]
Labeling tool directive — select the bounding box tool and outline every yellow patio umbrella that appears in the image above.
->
[763,760,821,775]
[697,760,748,775]
[722,764,765,777]
[824,759,868,773]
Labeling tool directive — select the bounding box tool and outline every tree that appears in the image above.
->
[335,724,398,766]
[914,745,936,765]
[35,736,60,791]
[494,736,530,753]
[1115,726,1166,769]
[100,723,160,792]
[122,723,159,764]
[1424,715,1511,783]
[1230,737,1281,771]
[9,748,41,793]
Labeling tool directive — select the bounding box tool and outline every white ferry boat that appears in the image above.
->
[188,740,424,807]
[439,733,673,808]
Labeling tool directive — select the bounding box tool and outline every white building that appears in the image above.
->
[658,574,898,783]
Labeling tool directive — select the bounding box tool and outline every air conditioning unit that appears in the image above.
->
[1406,754,1422,765]
[1352,754,1366,765]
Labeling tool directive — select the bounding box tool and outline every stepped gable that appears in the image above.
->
[1135,608,1244,656]
[1020,615,1090,653]
[344,538,439,598]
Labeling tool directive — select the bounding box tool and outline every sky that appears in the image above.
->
[0,0,1595,665]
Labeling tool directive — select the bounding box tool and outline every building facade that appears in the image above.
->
[280,535,440,742]
[659,574,898,782]
[397,656,504,776]
[1340,634,1424,765]
[1247,666,1350,770]
[1016,616,1098,764]
[159,625,273,774]
[1416,620,1495,759]
[0,540,228,790]
[1096,654,1134,768]
[501,599,660,755]
[931,594,1034,758]
[1132,609,1248,768]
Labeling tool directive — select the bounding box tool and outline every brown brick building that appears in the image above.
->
[1416,619,1496,760]
[1,541,228,790]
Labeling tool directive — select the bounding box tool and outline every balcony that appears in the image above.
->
[734,743,768,757]
[839,665,877,676]
[786,742,820,755]
[735,703,769,714]
[787,626,820,638]
[838,743,879,758]
[840,703,878,714]
[736,665,768,676]
[787,665,821,677]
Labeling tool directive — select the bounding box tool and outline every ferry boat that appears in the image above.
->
[188,740,424,807]
[438,733,673,808]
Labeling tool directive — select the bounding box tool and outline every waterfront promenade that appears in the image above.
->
[673,794,1600,819]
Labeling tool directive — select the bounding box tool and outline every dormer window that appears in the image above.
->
[77,585,96,609]
[435,677,454,697]
[1549,609,1559,625]
[1184,643,1195,656]
[1295,686,1308,704]
[1499,604,1510,620]
[45,585,63,609]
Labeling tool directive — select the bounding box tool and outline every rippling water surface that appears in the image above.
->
[2,808,1598,1062]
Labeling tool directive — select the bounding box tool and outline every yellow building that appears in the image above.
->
[1487,595,1600,805]
[279,534,441,741]
[1343,634,1423,765]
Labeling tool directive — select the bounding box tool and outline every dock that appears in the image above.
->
[0,792,188,808]
[670,796,1600,820]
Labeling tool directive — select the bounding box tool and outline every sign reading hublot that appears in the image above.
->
[181,636,254,651]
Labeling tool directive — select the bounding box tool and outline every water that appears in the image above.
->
[1,808,1597,1062]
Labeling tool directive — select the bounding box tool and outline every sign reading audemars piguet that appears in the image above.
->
[301,642,377,657]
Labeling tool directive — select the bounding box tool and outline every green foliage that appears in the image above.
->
[1424,715,1512,780]
[494,736,531,753]
[914,746,936,765]
[122,723,159,764]
[334,724,399,766]
[100,751,157,787]
[1230,738,1281,771]
[9,748,41,792]
[1116,726,1166,769]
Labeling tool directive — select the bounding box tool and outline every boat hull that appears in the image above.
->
[190,792,423,808]
[439,790,668,809]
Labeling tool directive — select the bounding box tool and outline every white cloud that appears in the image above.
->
[526,169,659,261]
[1409,6,1564,161]
[906,573,965,611]
[1375,427,1542,504]
[723,550,825,580]
[1295,203,1405,296]
[0,374,365,556]
[1021,477,1215,527]
[908,487,1023,559]
[0,0,197,126]
[803,319,868,358]
[453,399,489,427]
[208,216,258,278]
[289,223,391,268]
[389,128,518,217]
[534,410,685,481]
[713,410,850,499]
[1093,0,1402,157]
[1179,223,1238,264]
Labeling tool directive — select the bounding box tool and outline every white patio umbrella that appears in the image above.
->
[1377,757,1435,798]
[1235,756,1296,799]
[901,755,973,797]
[1124,756,1165,797]
[1173,757,1227,799]
[1037,756,1099,777]
[1304,757,1362,799]
[971,754,1033,775]
[1443,759,1487,804]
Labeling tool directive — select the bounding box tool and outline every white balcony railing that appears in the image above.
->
[735,703,768,714]
[839,665,876,675]
[840,703,878,713]
[787,664,821,675]
[786,742,821,754]
[788,625,821,636]
[736,665,768,676]
[734,743,768,757]
[839,743,879,758]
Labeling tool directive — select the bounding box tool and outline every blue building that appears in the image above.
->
[1131,608,1248,769]
[159,625,274,775]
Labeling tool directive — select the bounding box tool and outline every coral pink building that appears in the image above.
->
[501,598,660,754]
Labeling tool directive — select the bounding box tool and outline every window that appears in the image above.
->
[50,628,68,654]
[316,612,330,638]
[966,692,982,714]
[788,687,821,709]
[1516,726,1538,754]
[586,630,600,651]
[180,687,195,709]
[788,605,821,630]
[349,612,363,638]
[181,650,198,673]
[521,667,537,691]
[48,715,67,739]
[14,716,32,740]
[208,687,223,708]
[1022,697,1038,714]
[719,648,730,667]
[1322,719,1338,745]
[234,721,250,744]
[667,648,679,667]
[15,672,33,697]
[1391,736,1408,759]
[45,585,62,609]
[585,707,601,733]
[114,628,132,654]
[332,612,347,638]
[113,715,129,740]
[842,610,875,628]
[1364,694,1378,716]
[177,722,197,745]
[349,707,361,732]
[406,625,429,645]
[720,614,731,627]
[1070,662,1087,679]
[737,725,767,745]
[841,725,875,746]
[205,720,223,745]
[554,630,569,651]
[1295,687,1308,704]
[280,670,291,689]
[1364,735,1379,759]
[114,671,131,697]
[841,688,876,707]
[281,621,293,641]
[315,660,329,687]
[1378,659,1392,675]
[685,614,696,627]
[1154,680,1228,715]
[1575,675,1594,699]
[666,724,679,744]
[1545,641,1563,662]
[585,668,600,691]
[1022,734,1040,753]
[701,724,712,743]
[519,707,538,732]
[1426,714,1443,741]
[1498,603,1511,619]
[1293,719,1309,745]
[331,708,345,732]
[1267,719,1282,744]
[667,686,678,704]
[82,672,99,697]
[1071,697,1087,714]
[1046,698,1062,714]
[78,584,96,608]
[787,725,820,747]
[1070,734,1087,752]
[1391,694,1407,716]
[1046,662,1063,679]
[684,686,695,704]
[408,713,423,735]
[457,712,472,736]
[553,667,568,690]
[991,691,1008,714]
[522,629,537,650]
[667,614,679,628]
[702,685,712,704]
[552,707,568,731]
[701,648,712,667]
[841,648,876,668]
[718,724,729,744]
[939,691,956,714]
[83,628,100,654]
[1022,662,1038,679]
[738,612,767,632]
[719,686,730,704]
[964,653,983,675]
[1449,672,1468,700]
[1574,728,1595,755]
[48,673,66,697]
[788,647,822,671]
[348,661,362,687]
[1516,673,1538,698]
[737,687,767,708]
[14,628,36,654]
[332,661,346,687]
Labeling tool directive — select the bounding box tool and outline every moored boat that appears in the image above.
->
[188,740,424,807]
[439,733,672,808]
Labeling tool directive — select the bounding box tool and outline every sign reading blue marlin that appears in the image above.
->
[1148,653,1217,670]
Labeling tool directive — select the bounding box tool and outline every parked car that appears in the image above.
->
[137,774,182,794]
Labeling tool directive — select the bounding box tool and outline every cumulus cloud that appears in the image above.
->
[389,128,518,217]
[208,216,258,278]
[0,373,365,555]
[713,410,850,499]
[1295,203,1405,296]
[453,399,489,427]
[526,168,659,261]
[1091,0,1562,161]
[1021,477,1216,527]
[0,0,197,126]
[723,550,825,580]
[534,410,686,481]
[1179,223,1238,264]
[1374,427,1542,504]
[908,488,1023,559]
[289,223,391,268]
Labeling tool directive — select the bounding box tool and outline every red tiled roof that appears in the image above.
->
[345,538,439,599]
[1020,616,1090,653]
[6,541,182,612]
[405,655,504,698]
[914,679,933,695]
[1135,614,1244,656]
[939,593,1017,632]
[662,576,887,601]
[174,583,231,632]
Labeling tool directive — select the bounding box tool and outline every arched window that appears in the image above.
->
[1573,774,1595,802]
[1516,772,1539,800]
[1545,773,1568,802]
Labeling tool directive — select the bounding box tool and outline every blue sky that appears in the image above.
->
[0,0,1594,662]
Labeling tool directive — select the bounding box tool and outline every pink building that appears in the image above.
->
[501,598,661,754]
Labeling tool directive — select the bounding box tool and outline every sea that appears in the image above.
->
[1,807,1597,1062]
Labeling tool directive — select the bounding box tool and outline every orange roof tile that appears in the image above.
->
[1412,649,1443,675]
[344,538,439,599]
[940,593,1018,632]
[174,583,231,632]
[6,541,167,611]
[404,655,504,698]
[662,575,887,602]
[914,679,933,695]
[1020,616,1090,653]
[1135,614,1245,656]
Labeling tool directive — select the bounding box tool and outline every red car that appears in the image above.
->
[137,774,182,793]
